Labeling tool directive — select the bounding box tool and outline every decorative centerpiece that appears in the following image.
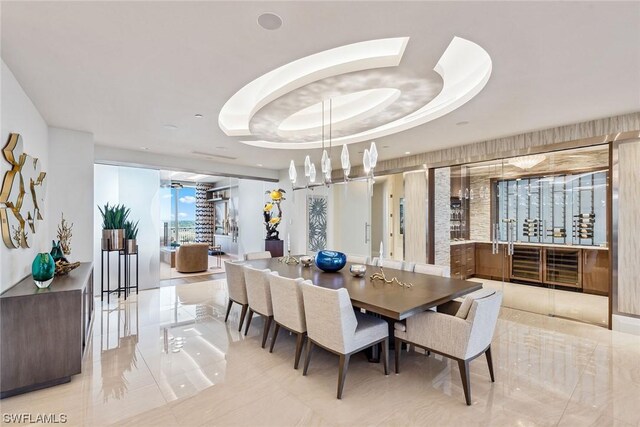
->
[32,252,55,288]
[370,267,413,288]
[349,264,367,277]
[263,189,286,240]
[52,214,80,276]
[315,250,347,272]
[57,213,73,255]
[98,203,130,251]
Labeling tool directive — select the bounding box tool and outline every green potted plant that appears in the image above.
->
[124,220,139,254]
[98,203,130,251]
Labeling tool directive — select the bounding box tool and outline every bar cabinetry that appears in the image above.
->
[0,263,94,398]
[450,242,475,279]
[544,248,581,288]
[582,249,609,295]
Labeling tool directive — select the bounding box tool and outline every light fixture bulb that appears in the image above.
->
[369,142,378,168]
[304,155,311,177]
[324,158,332,181]
[341,145,350,171]
[363,149,371,175]
[309,163,316,183]
[321,150,329,174]
[288,160,297,184]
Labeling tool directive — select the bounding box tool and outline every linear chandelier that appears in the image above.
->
[288,99,378,191]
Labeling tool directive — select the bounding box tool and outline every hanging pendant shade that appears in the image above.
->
[304,155,311,177]
[369,141,378,169]
[341,145,350,172]
[309,163,317,183]
[363,148,371,175]
[288,160,297,184]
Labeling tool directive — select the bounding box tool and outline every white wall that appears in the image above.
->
[0,60,49,292]
[48,127,94,262]
[94,164,160,292]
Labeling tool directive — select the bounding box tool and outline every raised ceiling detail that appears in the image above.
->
[218,36,492,150]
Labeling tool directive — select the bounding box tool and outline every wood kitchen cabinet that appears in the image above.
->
[474,243,505,280]
[450,242,475,279]
[582,249,609,295]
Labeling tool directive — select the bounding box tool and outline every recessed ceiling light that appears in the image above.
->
[405,151,411,155]
[257,12,282,30]
[164,124,178,130]
[140,147,150,151]
[456,121,469,126]
[256,163,263,167]
[383,145,390,148]
[215,146,228,150]
[194,114,203,119]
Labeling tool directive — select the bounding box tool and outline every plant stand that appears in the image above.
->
[100,238,125,303]
[121,243,139,299]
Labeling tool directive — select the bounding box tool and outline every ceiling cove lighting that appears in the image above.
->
[509,154,547,170]
[220,36,491,150]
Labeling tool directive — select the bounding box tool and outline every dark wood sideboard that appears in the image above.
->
[0,262,94,398]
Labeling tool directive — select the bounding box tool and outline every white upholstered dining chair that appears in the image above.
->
[347,254,369,265]
[244,251,272,261]
[394,289,503,405]
[300,282,389,399]
[379,259,404,270]
[243,266,276,348]
[413,263,450,277]
[369,257,379,266]
[223,261,249,332]
[268,273,309,369]
[402,261,416,272]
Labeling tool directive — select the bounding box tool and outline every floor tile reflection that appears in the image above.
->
[1,278,638,426]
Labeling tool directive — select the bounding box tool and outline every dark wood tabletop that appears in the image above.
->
[242,258,483,320]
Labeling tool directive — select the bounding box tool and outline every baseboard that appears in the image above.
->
[612,314,640,336]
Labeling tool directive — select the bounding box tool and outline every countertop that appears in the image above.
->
[449,240,608,250]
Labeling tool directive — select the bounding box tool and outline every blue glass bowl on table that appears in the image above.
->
[315,250,347,272]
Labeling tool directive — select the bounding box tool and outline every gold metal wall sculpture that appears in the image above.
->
[0,133,47,249]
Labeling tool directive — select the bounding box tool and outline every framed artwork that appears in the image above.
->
[399,197,405,235]
[307,194,327,252]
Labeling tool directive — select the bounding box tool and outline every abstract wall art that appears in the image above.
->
[307,194,327,252]
[0,133,47,249]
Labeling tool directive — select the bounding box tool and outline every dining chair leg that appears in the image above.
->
[261,316,273,349]
[224,300,233,323]
[394,337,401,374]
[238,304,248,332]
[381,338,389,376]
[269,323,281,353]
[458,359,472,406]
[302,338,314,376]
[485,346,495,382]
[294,333,305,369]
[337,353,351,399]
[244,309,254,336]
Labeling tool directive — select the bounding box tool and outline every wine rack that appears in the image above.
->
[573,213,595,241]
[523,218,540,238]
[510,246,542,282]
[544,248,581,288]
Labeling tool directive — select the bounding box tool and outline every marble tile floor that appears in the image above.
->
[1,279,639,427]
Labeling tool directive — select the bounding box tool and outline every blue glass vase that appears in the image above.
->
[32,252,55,289]
[315,250,347,272]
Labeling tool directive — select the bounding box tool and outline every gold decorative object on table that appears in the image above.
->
[370,267,413,288]
[279,250,299,265]
[55,260,81,276]
[0,133,47,249]
[57,213,73,255]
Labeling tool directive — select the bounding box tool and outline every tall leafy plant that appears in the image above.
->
[98,203,131,230]
[124,220,139,240]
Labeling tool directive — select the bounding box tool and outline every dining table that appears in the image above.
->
[242,257,483,320]
[242,257,483,361]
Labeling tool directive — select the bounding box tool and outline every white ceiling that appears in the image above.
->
[2,1,639,171]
